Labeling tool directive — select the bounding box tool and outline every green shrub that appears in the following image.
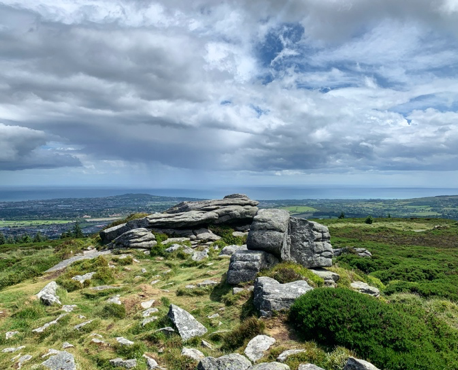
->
[209,226,246,245]
[221,317,265,351]
[115,342,147,359]
[365,216,374,224]
[98,303,126,319]
[57,278,84,292]
[112,255,133,265]
[289,288,458,370]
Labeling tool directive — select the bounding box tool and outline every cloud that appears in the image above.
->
[0,123,81,170]
[0,0,458,187]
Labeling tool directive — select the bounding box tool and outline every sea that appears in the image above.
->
[0,186,457,202]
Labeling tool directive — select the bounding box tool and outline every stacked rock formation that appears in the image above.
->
[100,194,259,245]
[227,209,333,285]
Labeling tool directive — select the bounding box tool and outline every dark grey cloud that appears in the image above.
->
[0,0,458,186]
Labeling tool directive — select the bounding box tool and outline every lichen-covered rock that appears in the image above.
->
[72,272,95,284]
[227,250,279,285]
[37,281,61,306]
[343,357,380,370]
[254,277,313,317]
[350,282,380,297]
[219,244,247,257]
[109,358,137,369]
[244,335,276,362]
[42,351,76,370]
[110,228,157,249]
[182,347,205,361]
[250,363,290,370]
[247,209,290,257]
[284,219,333,268]
[167,304,207,341]
[197,353,251,370]
[277,349,306,362]
[298,364,326,370]
[309,268,340,287]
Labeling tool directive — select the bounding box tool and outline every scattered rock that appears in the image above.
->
[74,320,93,330]
[168,304,207,341]
[298,365,325,370]
[201,340,213,349]
[42,349,61,358]
[62,342,74,349]
[141,268,147,274]
[227,250,279,285]
[142,308,159,317]
[219,244,247,257]
[143,354,159,369]
[150,280,160,285]
[194,228,221,241]
[6,331,19,339]
[32,314,67,333]
[61,305,77,313]
[141,317,158,327]
[37,281,61,306]
[309,268,340,287]
[116,337,134,346]
[140,299,155,309]
[244,334,276,362]
[91,338,107,345]
[15,354,32,369]
[250,363,290,370]
[165,244,193,254]
[2,346,25,353]
[197,353,252,370]
[333,247,372,258]
[91,285,120,291]
[45,250,112,272]
[192,249,209,261]
[208,313,219,319]
[197,280,218,287]
[343,357,380,370]
[182,347,205,361]
[277,349,306,362]
[253,277,313,317]
[72,272,95,284]
[107,295,122,305]
[155,327,175,336]
[109,358,137,369]
[185,284,196,289]
[350,282,380,297]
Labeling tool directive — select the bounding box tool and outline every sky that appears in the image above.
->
[1,0,458,191]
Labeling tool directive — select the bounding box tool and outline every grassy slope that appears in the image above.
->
[1,219,458,369]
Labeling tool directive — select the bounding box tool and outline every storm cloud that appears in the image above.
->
[1,0,458,186]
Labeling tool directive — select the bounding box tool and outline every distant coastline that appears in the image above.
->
[0,186,457,202]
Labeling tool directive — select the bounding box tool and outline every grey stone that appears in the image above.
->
[45,250,111,272]
[165,244,193,254]
[72,272,95,284]
[62,342,74,349]
[250,363,290,370]
[42,349,61,358]
[350,282,380,297]
[247,209,290,257]
[344,357,380,370]
[141,317,158,326]
[284,218,333,268]
[2,346,25,353]
[333,247,372,258]
[91,285,120,291]
[309,269,339,283]
[277,349,306,362]
[37,281,61,306]
[244,334,276,362]
[168,304,207,341]
[254,277,313,317]
[110,228,157,249]
[155,327,175,336]
[74,320,93,330]
[197,353,252,370]
[140,299,155,309]
[192,249,209,261]
[61,305,77,313]
[6,331,19,339]
[109,358,137,369]
[182,347,205,361]
[16,354,32,369]
[219,244,247,257]
[143,354,158,369]
[201,340,213,349]
[32,314,67,333]
[107,295,122,305]
[227,250,279,285]
[116,337,134,346]
[197,280,218,287]
[42,351,76,370]
[142,308,159,317]
[298,365,326,370]
[194,228,221,241]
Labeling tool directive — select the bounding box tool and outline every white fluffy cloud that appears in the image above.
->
[0,0,458,186]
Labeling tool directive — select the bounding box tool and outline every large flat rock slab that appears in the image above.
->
[227,250,279,285]
[168,304,207,341]
[253,277,313,317]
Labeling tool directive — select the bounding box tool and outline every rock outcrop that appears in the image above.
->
[167,304,207,341]
[350,282,380,297]
[197,354,252,370]
[100,194,258,243]
[42,351,76,370]
[109,228,157,249]
[344,357,380,370]
[253,277,313,317]
[226,250,279,285]
[36,282,61,306]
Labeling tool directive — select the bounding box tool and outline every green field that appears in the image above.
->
[280,206,318,214]
[0,220,72,227]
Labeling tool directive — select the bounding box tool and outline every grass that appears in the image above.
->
[1,218,458,369]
